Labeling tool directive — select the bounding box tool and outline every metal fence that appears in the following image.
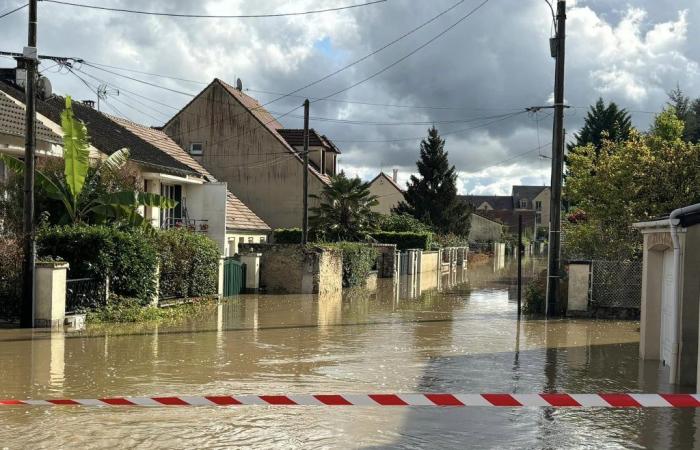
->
[66,278,106,313]
[590,260,643,309]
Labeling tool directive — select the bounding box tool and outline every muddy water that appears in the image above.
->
[0,258,697,449]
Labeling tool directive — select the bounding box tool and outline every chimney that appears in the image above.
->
[392,169,398,183]
[236,77,243,91]
[82,100,95,108]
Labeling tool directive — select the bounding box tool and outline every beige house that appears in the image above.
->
[162,79,339,230]
[634,204,700,386]
[368,170,405,214]
[0,76,270,255]
[468,213,503,243]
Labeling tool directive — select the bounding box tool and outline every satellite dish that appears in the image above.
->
[37,76,52,100]
[236,78,243,91]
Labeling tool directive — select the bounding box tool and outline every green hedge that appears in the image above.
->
[325,242,378,288]
[370,231,433,250]
[273,228,302,243]
[0,237,22,320]
[156,229,220,299]
[37,225,158,303]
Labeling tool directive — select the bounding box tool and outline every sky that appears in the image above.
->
[1,0,699,195]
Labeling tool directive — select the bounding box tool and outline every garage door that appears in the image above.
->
[661,249,675,366]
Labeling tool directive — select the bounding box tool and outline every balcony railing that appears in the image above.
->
[161,218,209,232]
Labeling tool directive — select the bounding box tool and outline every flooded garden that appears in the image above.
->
[0,257,696,449]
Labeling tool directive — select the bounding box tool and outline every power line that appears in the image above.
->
[0,3,27,19]
[315,0,492,101]
[40,0,387,18]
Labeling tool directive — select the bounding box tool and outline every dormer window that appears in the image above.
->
[520,199,528,208]
[189,142,203,155]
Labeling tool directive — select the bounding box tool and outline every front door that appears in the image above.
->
[660,249,675,366]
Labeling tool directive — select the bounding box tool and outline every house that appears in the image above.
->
[162,78,339,229]
[468,212,503,243]
[460,185,550,237]
[368,170,405,214]
[0,74,270,256]
[633,203,700,386]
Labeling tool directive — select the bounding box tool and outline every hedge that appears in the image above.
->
[156,229,220,299]
[324,242,378,288]
[273,228,302,243]
[0,237,22,320]
[370,231,433,251]
[37,225,158,303]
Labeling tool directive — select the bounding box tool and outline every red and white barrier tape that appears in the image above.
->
[2,393,700,407]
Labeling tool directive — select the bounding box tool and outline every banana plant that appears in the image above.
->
[0,96,176,226]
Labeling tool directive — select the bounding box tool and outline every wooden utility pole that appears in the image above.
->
[301,99,310,245]
[517,214,523,316]
[20,0,38,328]
[546,0,566,317]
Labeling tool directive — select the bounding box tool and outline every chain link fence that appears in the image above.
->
[590,260,642,309]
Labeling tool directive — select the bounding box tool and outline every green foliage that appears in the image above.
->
[394,127,471,235]
[87,296,217,324]
[378,213,432,233]
[667,85,700,143]
[565,107,700,260]
[324,242,378,288]
[310,172,379,242]
[0,236,22,320]
[523,270,547,315]
[37,225,158,302]
[569,98,633,151]
[371,231,433,250]
[0,96,174,227]
[434,233,468,248]
[273,228,302,243]
[157,229,220,299]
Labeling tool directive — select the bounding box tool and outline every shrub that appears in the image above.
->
[273,228,302,244]
[157,229,220,299]
[0,236,22,320]
[325,243,378,288]
[524,269,547,314]
[434,233,468,248]
[378,213,432,233]
[370,231,433,250]
[37,225,158,303]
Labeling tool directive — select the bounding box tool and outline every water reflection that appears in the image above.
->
[0,259,697,449]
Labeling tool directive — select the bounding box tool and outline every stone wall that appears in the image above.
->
[238,244,341,294]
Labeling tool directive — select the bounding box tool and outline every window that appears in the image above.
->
[248,237,254,243]
[519,199,528,209]
[535,200,542,210]
[189,142,203,155]
[260,236,266,243]
[160,184,182,227]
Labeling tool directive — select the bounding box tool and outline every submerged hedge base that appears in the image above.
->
[322,243,378,288]
[370,231,433,251]
[157,229,220,299]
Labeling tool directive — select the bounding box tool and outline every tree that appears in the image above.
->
[377,213,432,233]
[0,96,174,227]
[394,127,471,235]
[309,171,379,242]
[569,98,633,152]
[564,107,700,259]
[667,86,700,143]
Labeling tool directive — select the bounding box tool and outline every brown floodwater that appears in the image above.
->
[0,257,697,449]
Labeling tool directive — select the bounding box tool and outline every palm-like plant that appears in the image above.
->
[309,172,379,242]
[0,96,174,226]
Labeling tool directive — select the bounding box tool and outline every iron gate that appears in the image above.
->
[223,258,246,297]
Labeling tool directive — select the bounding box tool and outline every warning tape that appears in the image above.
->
[1,393,700,407]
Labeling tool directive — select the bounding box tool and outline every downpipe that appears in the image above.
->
[668,203,700,384]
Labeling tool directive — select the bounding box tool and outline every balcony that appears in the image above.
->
[160,217,209,233]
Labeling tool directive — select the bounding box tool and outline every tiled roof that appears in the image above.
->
[512,185,548,202]
[369,172,404,193]
[109,116,269,232]
[460,195,514,210]
[475,209,537,231]
[277,129,342,153]
[0,91,61,145]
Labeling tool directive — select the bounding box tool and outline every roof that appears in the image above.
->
[512,185,549,202]
[277,129,341,153]
[369,172,404,193]
[476,209,537,230]
[0,91,62,145]
[108,116,269,232]
[0,80,200,178]
[460,195,514,210]
[471,211,504,227]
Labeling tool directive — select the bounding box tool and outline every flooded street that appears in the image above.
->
[0,257,698,449]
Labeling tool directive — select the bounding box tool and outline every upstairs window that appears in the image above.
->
[519,199,528,209]
[189,142,203,156]
[535,200,542,210]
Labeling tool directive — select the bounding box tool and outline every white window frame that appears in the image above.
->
[189,142,204,155]
[535,200,542,210]
[519,199,528,209]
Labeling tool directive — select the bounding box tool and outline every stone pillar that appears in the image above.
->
[34,262,69,328]
[239,253,262,290]
[217,256,226,297]
[567,261,591,315]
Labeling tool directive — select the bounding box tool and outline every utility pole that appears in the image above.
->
[517,214,523,317]
[545,0,566,317]
[20,0,38,328]
[301,99,310,245]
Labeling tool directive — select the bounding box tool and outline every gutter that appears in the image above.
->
[668,203,700,383]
